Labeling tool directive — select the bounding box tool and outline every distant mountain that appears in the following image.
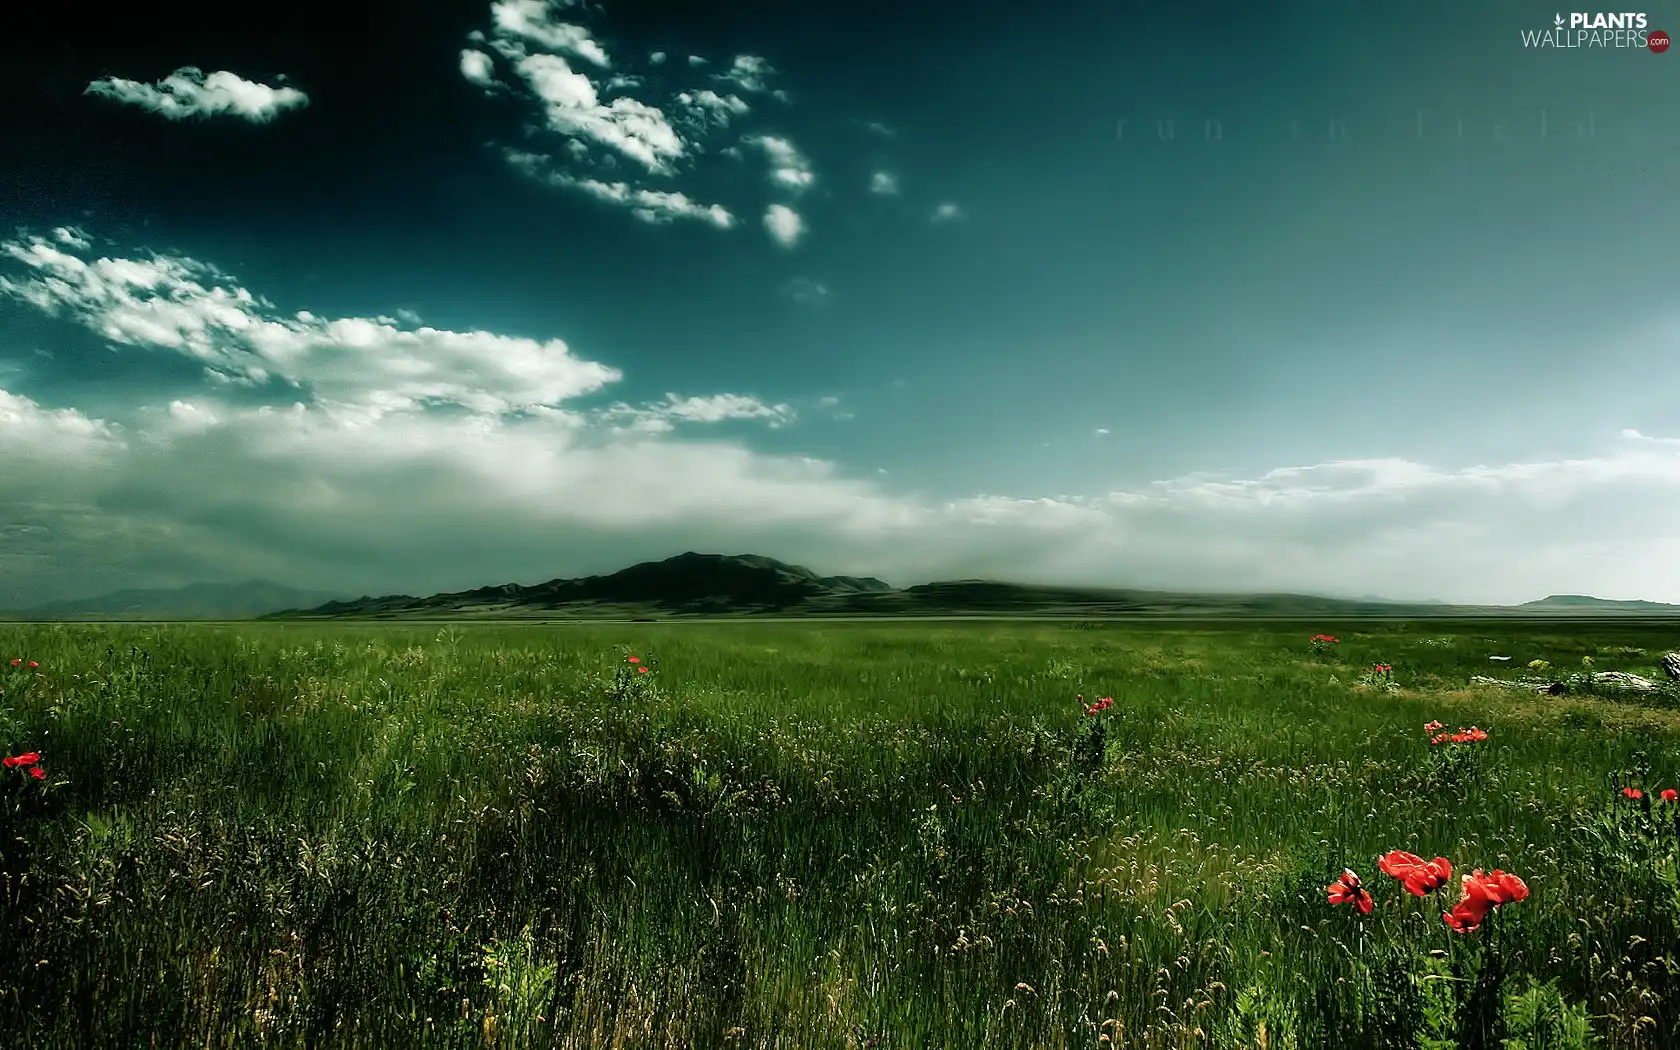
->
[260,553,1680,621]
[1517,594,1680,613]
[283,553,895,619]
[6,581,349,620]
[17,559,1672,622]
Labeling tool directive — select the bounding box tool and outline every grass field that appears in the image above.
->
[2,620,1678,1049]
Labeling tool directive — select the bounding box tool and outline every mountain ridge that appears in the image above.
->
[9,556,1680,621]
[3,580,348,621]
[262,554,1680,621]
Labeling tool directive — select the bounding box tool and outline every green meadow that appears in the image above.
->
[1,620,1678,1049]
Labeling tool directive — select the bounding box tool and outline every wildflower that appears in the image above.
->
[628,656,640,664]
[1311,634,1340,644]
[2,752,41,769]
[1464,727,1488,742]
[1424,720,1443,733]
[1327,869,1373,914]
[26,661,36,669]
[637,666,649,674]
[1083,696,1114,716]
[1378,851,1453,896]
[1660,789,1677,803]
[1373,664,1392,674]
[1622,787,1644,800]
[7,659,17,667]
[27,766,44,780]
[1442,869,1528,933]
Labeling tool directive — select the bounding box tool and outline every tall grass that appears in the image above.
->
[0,620,1677,1048]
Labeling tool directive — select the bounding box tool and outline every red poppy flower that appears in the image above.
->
[1442,869,1527,932]
[2,752,41,768]
[1623,787,1644,800]
[1661,789,1678,803]
[26,766,44,780]
[7,659,17,667]
[1424,720,1443,733]
[26,661,36,669]
[1465,727,1488,742]
[1378,851,1452,895]
[627,656,640,664]
[637,666,649,674]
[1327,869,1373,914]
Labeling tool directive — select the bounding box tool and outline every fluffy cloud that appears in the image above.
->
[714,55,776,94]
[15,231,1676,609]
[508,51,684,174]
[782,278,829,305]
[0,233,619,415]
[600,393,797,433]
[931,202,964,223]
[869,171,899,196]
[763,204,805,248]
[7,368,1680,607]
[84,67,308,123]
[461,49,496,87]
[489,0,610,67]
[503,153,734,226]
[674,89,750,129]
[463,5,789,232]
[745,135,815,193]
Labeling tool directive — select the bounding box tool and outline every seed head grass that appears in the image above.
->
[0,620,1677,1047]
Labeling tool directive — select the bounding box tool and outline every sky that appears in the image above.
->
[1,0,1677,607]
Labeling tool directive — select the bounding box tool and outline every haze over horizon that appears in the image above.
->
[2,0,1676,608]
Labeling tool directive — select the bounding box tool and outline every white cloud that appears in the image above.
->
[1094,428,1110,436]
[20,235,1680,609]
[1622,428,1680,445]
[559,175,735,227]
[460,49,497,87]
[461,3,830,235]
[489,0,610,67]
[746,135,814,192]
[931,202,963,223]
[782,278,829,305]
[0,389,122,460]
[763,204,805,248]
[674,89,749,129]
[869,171,899,196]
[715,54,775,94]
[502,152,734,227]
[601,393,797,432]
[7,238,1680,607]
[0,233,620,415]
[85,67,309,123]
[510,52,684,174]
[8,374,1680,608]
[861,120,896,138]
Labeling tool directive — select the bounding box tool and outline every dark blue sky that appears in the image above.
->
[1,0,1676,605]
